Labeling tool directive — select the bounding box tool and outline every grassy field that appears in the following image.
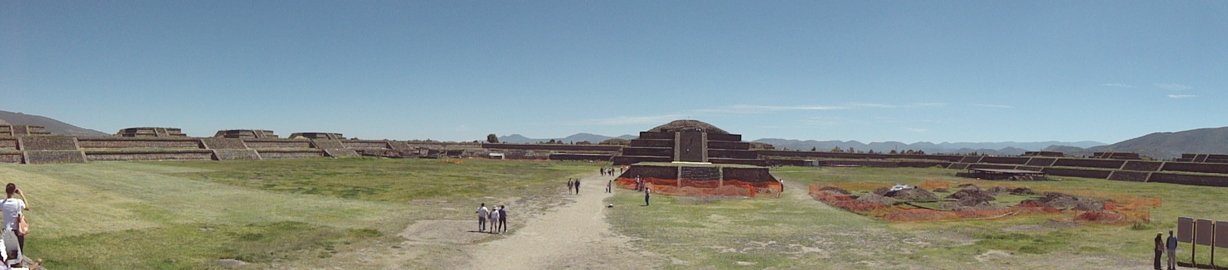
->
[607,166,1228,269]
[0,158,597,269]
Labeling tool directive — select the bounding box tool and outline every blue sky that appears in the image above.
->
[2,1,1225,143]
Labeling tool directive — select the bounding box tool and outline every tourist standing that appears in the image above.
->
[1154,232,1164,270]
[1166,230,1177,270]
[489,206,501,234]
[498,206,508,233]
[644,187,651,206]
[568,179,575,194]
[3,183,29,253]
[606,179,612,193]
[574,179,581,194]
[476,203,489,232]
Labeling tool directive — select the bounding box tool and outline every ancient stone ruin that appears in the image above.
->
[613,120,781,197]
[116,127,188,137]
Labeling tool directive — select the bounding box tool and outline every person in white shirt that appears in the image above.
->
[2,183,29,253]
[475,203,489,232]
[488,207,501,234]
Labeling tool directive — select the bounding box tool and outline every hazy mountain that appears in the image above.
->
[1069,127,1228,159]
[0,110,108,136]
[753,138,1105,155]
[497,133,636,144]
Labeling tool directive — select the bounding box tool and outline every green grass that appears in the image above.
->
[606,166,1228,269]
[0,158,597,269]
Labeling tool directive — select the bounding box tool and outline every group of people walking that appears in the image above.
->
[567,178,581,194]
[598,167,620,176]
[474,203,507,234]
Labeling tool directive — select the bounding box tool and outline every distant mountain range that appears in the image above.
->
[0,110,108,136]
[752,138,1106,155]
[497,133,637,144]
[1046,127,1228,159]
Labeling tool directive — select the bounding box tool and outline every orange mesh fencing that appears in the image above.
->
[615,177,780,198]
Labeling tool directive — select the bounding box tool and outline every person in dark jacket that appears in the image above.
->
[1166,230,1178,270]
[1154,232,1164,270]
[574,179,580,194]
[497,205,508,233]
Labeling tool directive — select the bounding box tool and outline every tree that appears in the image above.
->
[599,138,630,145]
[576,141,592,145]
[831,147,843,153]
[889,149,898,155]
[486,134,499,143]
[811,147,817,151]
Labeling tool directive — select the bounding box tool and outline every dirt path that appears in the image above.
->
[465,173,657,269]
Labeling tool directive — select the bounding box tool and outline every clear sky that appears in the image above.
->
[2,1,1225,143]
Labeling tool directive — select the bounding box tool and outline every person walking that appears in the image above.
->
[644,187,651,206]
[476,203,489,232]
[568,179,575,194]
[574,179,581,195]
[3,183,29,253]
[1154,232,1164,270]
[1166,230,1178,270]
[488,206,501,234]
[497,205,508,233]
[606,179,612,193]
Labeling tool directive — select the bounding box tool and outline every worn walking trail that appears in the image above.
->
[466,173,659,269]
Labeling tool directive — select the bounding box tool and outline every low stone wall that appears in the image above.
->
[1042,167,1113,179]
[323,148,359,157]
[1052,158,1126,169]
[709,149,758,159]
[1161,162,1228,175]
[722,167,777,182]
[967,163,1020,170]
[85,149,214,161]
[212,149,260,160]
[257,149,325,159]
[619,165,678,179]
[77,138,203,149]
[622,147,672,157]
[548,153,612,161]
[1149,173,1228,187]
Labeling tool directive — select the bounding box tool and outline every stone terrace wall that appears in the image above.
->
[1122,161,1165,172]
[0,151,22,163]
[212,149,261,160]
[201,138,248,149]
[1107,171,1152,182]
[24,150,87,164]
[257,149,325,159]
[242,139,313,149]
[481,143,623,152]
[0,138,16,150]
[77,138,203,149]
[341,140,392,151]
[1161,162,1228,175]
[1052,158,1126,169]
[980,156,1031,165]
[1042,167,1113,179]
[18,136,80,151]
[548,153,613,161]
[85,149,214,161]
[1149,173,1228,187]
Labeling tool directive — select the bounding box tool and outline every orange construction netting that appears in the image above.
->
[615,177,782,198]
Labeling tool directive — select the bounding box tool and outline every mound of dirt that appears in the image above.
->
[1008,187,1036,195]
[947,186,996,207]
[856,193,898,206]
[883,188,939,202]
[932,188,949,193]
[1021,192,1104,211]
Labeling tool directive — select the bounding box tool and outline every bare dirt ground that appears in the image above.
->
[464,173,662,269]
[277,173,661,269]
